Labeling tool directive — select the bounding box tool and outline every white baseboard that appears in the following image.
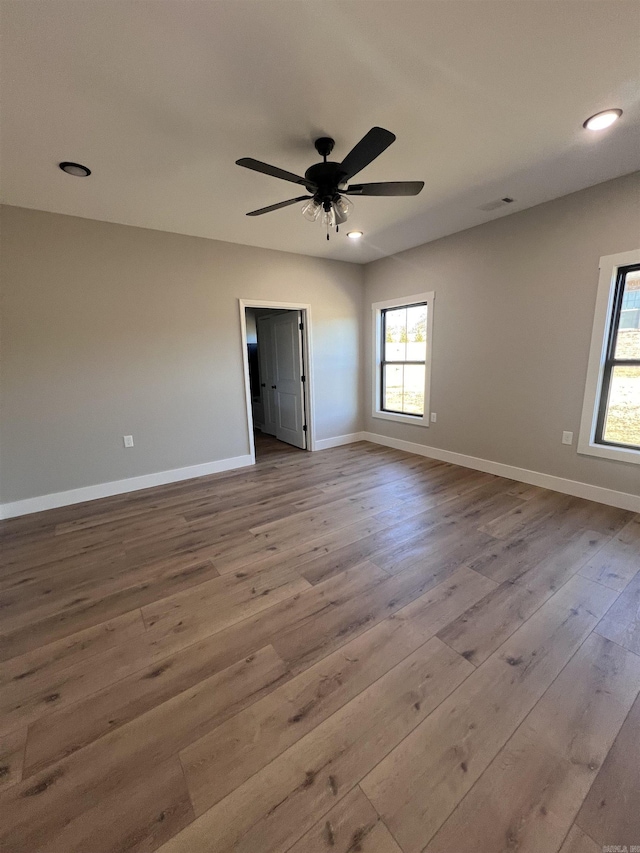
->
[4,433,637,520]
[0,455,254,520]
[362,432,640,513]
[0,432,363,519]
[314,432,367,451]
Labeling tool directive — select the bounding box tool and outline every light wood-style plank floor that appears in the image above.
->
[1,434,639,852]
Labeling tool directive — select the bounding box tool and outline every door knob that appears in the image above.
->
[271,385,276,389]
[261,383,266,387]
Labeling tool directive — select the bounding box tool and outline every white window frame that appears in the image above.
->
[372,291,434,427]
[578,249,640,465]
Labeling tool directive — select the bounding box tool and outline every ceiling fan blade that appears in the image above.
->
[338,127,396,182]
[246,196,310,216]
[346,181,425,196]
[236,158,315,189]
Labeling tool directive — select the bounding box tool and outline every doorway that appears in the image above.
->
[239,299,314,462]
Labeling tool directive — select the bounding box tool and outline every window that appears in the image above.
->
[372,292,434,427]
[578,251,640,464]
[381,302,428,415]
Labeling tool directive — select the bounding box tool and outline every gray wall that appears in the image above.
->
[363,172,640,497]
[2,174,639,507]
[0,207,364,502]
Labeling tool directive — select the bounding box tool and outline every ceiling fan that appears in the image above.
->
[236,127,424,239]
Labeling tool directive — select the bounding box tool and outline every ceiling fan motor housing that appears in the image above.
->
[304,136,350,202]
[304,161,347,201]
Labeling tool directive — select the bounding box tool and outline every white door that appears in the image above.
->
[257,316,277,436]
[272,311,306,449]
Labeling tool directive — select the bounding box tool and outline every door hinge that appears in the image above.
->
[301,375,306,383]
[299,322,304,331]
[303,425,307,432]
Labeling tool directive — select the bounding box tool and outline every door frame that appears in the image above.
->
[239,299,316,462]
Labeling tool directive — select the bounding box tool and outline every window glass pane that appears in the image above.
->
[383,364,404,412]
[603,365,640,448]
[383,364,425,415]
[615,270,640,358]
[406,305,428,362]
[403,364,425,414]
[380,300,428,418]
[384,308,407,361]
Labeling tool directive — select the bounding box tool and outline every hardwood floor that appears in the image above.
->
[1,434,638,852]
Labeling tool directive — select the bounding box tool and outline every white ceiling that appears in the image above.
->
[1,1,639,264]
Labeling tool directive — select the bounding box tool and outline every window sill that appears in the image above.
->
[577,440,640,465]
[372,410,430,428]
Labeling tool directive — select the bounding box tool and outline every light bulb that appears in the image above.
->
[334,195,353,224]
[301,198,321,221]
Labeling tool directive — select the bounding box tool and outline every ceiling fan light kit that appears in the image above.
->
[237,126,424,240]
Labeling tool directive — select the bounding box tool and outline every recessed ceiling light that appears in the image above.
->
[347,231,363,239]
[583,109,622,131]
[59,161,91,177]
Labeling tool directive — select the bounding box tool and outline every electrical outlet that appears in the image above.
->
[430,412,437,423]
[123,435,134,448]
[562,431,573,446]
